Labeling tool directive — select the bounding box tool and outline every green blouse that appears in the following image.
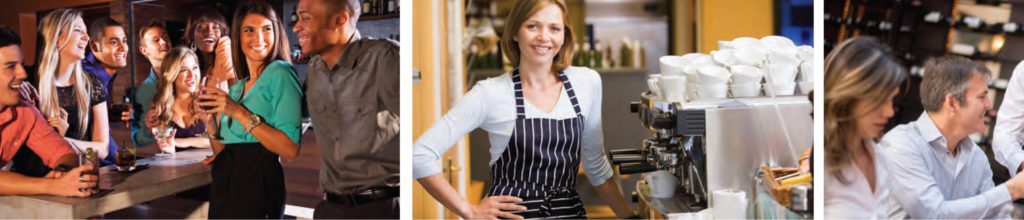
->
[219,60,303,144]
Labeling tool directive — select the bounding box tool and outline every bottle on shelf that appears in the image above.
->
[580,38,592,68]
[922,11,951,25]
[468,44,480,69]
[956,15,986,31]
[362,0,372,16]
[949,43,995,60]
[1002,22,1020,34]
[388,0,396,14]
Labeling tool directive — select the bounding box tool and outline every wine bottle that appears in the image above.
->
[362,0,371,16]
[958,16,986,30]
[950,43,982,58]
[388,0,396,14]
[922,11,950,25]
[1003,22,1020,34]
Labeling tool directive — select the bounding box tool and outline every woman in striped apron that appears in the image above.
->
[412,0,636,219]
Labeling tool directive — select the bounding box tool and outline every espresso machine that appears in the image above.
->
[610,92,812,218]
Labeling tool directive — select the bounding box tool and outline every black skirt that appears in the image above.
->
[209,142,285,219]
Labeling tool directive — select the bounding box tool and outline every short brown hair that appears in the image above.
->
[137,19,165,49]
[500,0,575,72]
[919,56,991,112]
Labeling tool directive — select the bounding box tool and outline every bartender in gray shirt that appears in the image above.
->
[880,56,1024,219]
[292,0,399,218]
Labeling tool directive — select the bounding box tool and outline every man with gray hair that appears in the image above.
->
[881,56,1024,218]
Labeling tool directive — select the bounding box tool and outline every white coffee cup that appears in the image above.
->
[711,49,738,66]
[645,170,678,198]
[767,82,797,96]
[718,40,735,50]
[797,45,814,62]
[686,82,699,101]
[768,63,799,85]
[697,84,729,99]
[658,76,687,102]
[648,74,662,98]
[761,35,796,51]
[732,38,768,66]
[682,53,713,75]
[797,81,812,95]
[659,56,687,76]
[731,83,762,97]
[698,66,731,84]
[799,61,814,82]
[730,65,764,84]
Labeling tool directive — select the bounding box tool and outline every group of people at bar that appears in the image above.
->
[825,36,1024,219]
[0,0,399,219]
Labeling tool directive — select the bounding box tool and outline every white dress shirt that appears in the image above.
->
[412,67,613,185]
[880,113,1012,219]
[994,61,1024,176]
[824,141,890,219]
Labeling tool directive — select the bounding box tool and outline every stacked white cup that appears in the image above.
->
[655,35,813,100]
[697,65,731,99]
[730,65,764,97]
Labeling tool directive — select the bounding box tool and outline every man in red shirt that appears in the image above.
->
[0,26,97,197]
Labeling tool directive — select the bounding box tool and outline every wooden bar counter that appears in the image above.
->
[0,148,213,219]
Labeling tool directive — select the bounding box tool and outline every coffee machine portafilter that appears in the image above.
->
[609,92,709,210]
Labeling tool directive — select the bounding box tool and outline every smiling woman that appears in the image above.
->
[12,8,112,178]
[195,0,302,218]
[412,0,636,219]
[184,7,234,88]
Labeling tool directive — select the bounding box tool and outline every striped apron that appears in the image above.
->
[486,70,587,219]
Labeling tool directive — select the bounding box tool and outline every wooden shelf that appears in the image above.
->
[359,13,399,22]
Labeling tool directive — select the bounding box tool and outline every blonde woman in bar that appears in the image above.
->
[12,8,110,178]
[412,0,635,218]
[823,36,905,218]
[149,47,211,149]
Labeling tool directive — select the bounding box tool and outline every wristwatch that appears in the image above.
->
[245,114,263,133]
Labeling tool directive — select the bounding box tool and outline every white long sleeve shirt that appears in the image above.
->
[412,67,614,185]
[993,60,1024,176]
[824,141,890,219]
[881,113,1012,219]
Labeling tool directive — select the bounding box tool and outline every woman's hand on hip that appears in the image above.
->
[469,195,527,219]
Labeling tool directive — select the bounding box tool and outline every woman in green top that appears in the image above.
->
[196,1,301,218]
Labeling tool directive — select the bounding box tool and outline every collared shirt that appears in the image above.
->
[411,67,613,185]
[82,51,117,96]
[0,101,75,168]
[306,31,399,193]
[881,113,1012,219]
[219,60,302,144]
[993,60,1024,176]
[131,69,158,146]
[824,141,890,219]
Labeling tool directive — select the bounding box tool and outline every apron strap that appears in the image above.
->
[512,69,526,119]
[512,69,584,118]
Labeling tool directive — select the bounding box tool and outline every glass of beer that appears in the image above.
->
[115,141,136,172]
